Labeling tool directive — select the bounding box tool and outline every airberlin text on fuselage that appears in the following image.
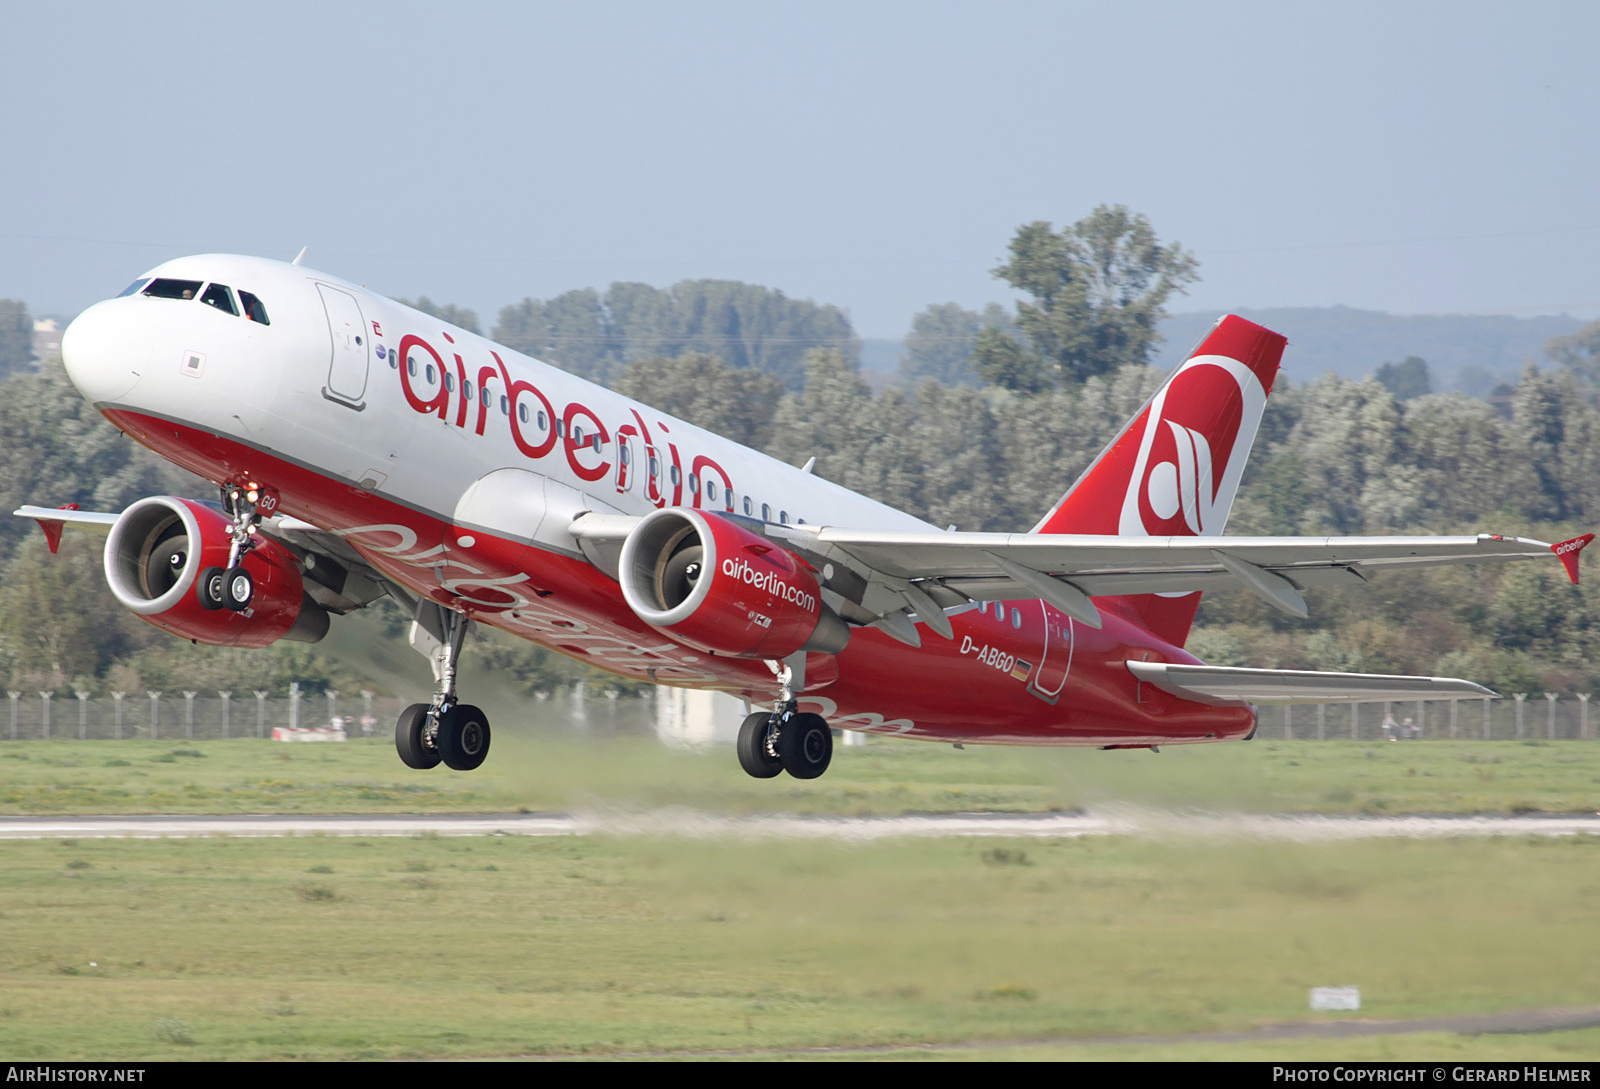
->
[720,556,816,613]
[394,331,735,511]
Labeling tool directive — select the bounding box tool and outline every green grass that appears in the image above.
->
[1,735,1597,816]
[3,734,1596,1060]
[0,833,1597,1060]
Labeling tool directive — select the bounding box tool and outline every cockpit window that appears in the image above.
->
[142,278,204,301]
[200,283,238,316]
[238,290,270,325]
[116,279,150,298]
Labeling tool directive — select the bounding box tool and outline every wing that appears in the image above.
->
[14,503,399,616]
[782,527,1593,630]
[569,512,1592,642]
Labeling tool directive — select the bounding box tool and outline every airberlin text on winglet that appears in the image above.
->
[1550,533,1594,583]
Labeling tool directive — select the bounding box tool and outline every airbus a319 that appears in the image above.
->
[18,254,1591,777]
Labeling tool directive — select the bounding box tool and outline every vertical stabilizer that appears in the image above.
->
[1034,315,1287,646]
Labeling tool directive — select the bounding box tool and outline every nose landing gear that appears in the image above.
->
[197,481,270,612]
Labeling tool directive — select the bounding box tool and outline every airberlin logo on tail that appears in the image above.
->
[720,556,817,614]
[1118,355,1268,538]
[1145,420,1215,534]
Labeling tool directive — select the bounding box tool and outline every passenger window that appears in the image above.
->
[743,496,753,516]
[518,403,529,424]
[463,379,474,401]
[706,479,718,502]
[1011,608,1022,629]
[500,395,509,415]
[688,473,700,494]
[780,511,788,523]
[200,283,238,316]
[761,503,771,521]
[238,291,270,324]
[142,278,204,301]
[591,433,601,452]
[670,465,682,486]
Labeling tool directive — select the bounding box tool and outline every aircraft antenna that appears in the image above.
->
[291,246,308,267]
[799,457,816,474]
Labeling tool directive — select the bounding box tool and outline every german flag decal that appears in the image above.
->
[1011,659,1033,682]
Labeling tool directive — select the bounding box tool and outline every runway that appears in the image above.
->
[1,809,1597,841]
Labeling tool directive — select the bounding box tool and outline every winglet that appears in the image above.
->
[34,502,79,554]
[1551,533,1594,584]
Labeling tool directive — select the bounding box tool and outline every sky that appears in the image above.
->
[4,1,1598,337]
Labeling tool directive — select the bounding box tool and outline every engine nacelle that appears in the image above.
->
[103,497,328,646]
[619,508,849,659]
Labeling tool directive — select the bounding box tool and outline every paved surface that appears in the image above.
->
[529,1006,1600,1059]
[2,810,1597,841]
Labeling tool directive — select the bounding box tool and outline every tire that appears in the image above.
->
[438,703,491,771]
[778,712,833,780]
[736,712,782,778]
[222,567,253,611]
[196,566,226,610]
[395,703,440,769]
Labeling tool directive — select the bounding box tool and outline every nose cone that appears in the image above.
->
[62,299,147,404]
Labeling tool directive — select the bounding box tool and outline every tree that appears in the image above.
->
[767,349,917,514]
[397,296,480,334]
[0,534,146,688]
[1546,318,1600,376]
[0,358,202,565]
[898,302,1014,387]
[493,280,857,390]
[1375,356,1432,401]
[975,205,1198,389]
[0,299,33,378]
[614,352,782,448]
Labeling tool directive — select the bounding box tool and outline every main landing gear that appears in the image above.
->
[736,658,833,780]
[395,604,492,772]
[196,481,265,612]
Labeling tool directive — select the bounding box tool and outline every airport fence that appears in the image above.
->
[1273,695,1593,741]
[0,683,661,742]
[0,689,1592,743]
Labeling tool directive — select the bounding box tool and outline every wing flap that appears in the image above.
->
[1128,661,1495,706]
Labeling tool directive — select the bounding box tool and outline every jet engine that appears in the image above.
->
[103,497,329,646]
[619,508,849,659]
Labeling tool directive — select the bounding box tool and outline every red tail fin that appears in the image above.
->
[1035,315,1287,646]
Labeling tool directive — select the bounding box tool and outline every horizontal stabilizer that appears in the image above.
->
[1127,661,1495,705]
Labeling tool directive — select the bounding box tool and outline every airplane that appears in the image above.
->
[15,253,1593,778]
